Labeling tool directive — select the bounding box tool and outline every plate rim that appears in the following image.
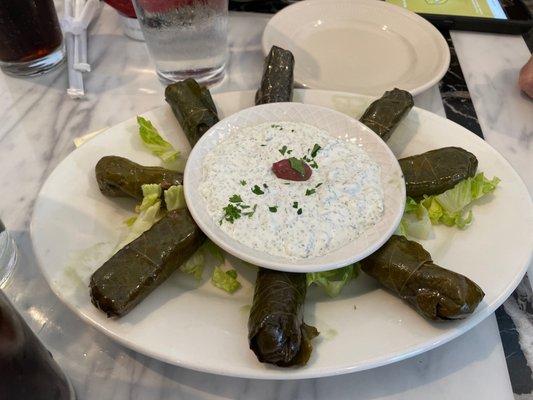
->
[183,101,406,272]
[262,0,451,96]
[30,89,533,380]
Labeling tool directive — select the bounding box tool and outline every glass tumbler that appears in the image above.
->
[132,0,228,85]
[0,0,65,76]
[0,219,17,288]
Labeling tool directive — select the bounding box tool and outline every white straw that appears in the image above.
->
[64,0,85,98]
[74,0,90,72]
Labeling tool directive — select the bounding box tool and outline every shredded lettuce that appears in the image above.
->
[307,264,359,297]
[179,240,225,280]
[164,185,186,211]
[397,172,500,239]
[118,200,161,249]
[138,183,162,211]
[117,184,163,249]
[212,266,241,294]
[180,249,205,280]
[137,116,179,164]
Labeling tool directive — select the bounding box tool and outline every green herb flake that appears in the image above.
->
[309,160,319,169]
[240,180,247,186]
[252,185,264,195]
[305,188,316,196]
[260,144,267,147]
[263,183,268,189]
[243,204,257,217]
[229,194,243,203]
[221,204,241,224]
[288,157,306,176]
[292,201,299,209]
[315,182,323,188]
[297,208,303,215]
[310,143,322,158]
[287,149,292,154]
[269,206,278,213]
[279,145,288,155]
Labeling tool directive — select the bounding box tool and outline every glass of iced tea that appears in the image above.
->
[0,0,65,76]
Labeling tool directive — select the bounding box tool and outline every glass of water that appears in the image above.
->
[0,219,17,288]
[132,0,228,85]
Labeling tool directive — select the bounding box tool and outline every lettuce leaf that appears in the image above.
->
[398,172,499,239]
[137,116,179,164]
[164,185,186,211]
[179,249,205,280]
[212,266,241,293]
[117,200,161,249]
[306,264,359,297]
[138,183,162,211]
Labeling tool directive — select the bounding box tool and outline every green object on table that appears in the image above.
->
[165,78,219,146]
[360,235,485,320]
[90,209,205,317]
[398,147,478,198]
[95,156,182,200]
[359,88,414,141]
[248,269,319,366]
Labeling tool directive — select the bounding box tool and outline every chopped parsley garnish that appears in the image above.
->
[251,185,264,195]
[297,208,303,215]
[305,188,316,196]
[283,182,291,185]
[271,124,282,130]
[239,204,250,209]
[279,145,288,155]
[229,194,243,203]
[240,180,247,186]
[310,143,322,158]
[309,160,319,169]
[315,182,323,188]
[269,206,278,213]
[292,201,299,209]
[287,149,292,154]
[243,204,257,217]
[263,183,268,189]
[260,144,266,147]
[221,204,241,224]
[288,157,306,176]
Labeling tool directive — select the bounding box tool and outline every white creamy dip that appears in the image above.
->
[199,121,384,259]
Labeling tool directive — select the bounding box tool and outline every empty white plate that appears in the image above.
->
[262,0,450,96]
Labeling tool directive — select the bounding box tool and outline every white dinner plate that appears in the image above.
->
[262,0,450,96]
[31,89,532,380]
[184,102,405,272]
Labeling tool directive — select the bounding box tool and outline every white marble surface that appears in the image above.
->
[0,5,528,400]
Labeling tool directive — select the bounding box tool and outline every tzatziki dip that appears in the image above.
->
[199,121,384,259]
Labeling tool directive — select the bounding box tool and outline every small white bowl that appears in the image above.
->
[184,102,405,273]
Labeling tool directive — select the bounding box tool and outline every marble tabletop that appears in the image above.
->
[0,5,531,400]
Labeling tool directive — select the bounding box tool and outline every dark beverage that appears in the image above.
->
[0,0,64,76]
[0,290,74,400]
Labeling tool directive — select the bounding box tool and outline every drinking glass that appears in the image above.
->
[132,0,228,84]
[0,0,65,76]
[0,290,76,399]
[0,219,17,288]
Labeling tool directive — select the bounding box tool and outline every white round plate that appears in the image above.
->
[31,90,533,380]
[184,102,405,273]
[262,0,450,96]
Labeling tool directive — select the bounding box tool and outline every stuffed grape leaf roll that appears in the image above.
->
[95,156,182,200]
[165,78,219,146]
[359,88,414,142]
[248,269,319,366]
[360,235,484,320]
[398,147,478,198]
[255,45,295,105]
[90,209,205,317]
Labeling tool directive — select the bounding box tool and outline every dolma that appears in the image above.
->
[90,209,205,317]
[359,88,414,141]
[248,269,319,366]
[95,156,182,200]
[399,147,478,198]
[165,78,219,146]
[255,45,294,105]
[360,235,484,320]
